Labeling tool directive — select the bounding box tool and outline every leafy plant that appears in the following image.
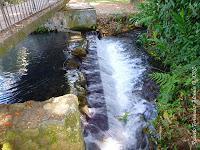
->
[117,112,130,123]
[34,26,50,34]
[130,0,200,148]
[150,72,179,103]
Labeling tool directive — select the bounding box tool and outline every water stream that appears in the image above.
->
[83,30,156,150]
[0,30,156,149]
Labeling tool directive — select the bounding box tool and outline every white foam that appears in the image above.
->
[101,137,122,150]
[96,38,148,149]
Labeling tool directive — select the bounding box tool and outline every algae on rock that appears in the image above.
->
[0,94,85,150]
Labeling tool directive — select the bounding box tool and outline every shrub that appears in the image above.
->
[131,0,200,148]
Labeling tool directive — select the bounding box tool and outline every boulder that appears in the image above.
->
[0,94,85,150]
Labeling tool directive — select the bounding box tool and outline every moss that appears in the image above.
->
[36,124,61,146]
[45,127,58,144]
[0,98,84,149]
[2,142,12,150]
[23,128,40,138]
[5,131,17,142]
[1,121,84,150]
[21,140,39,150]
[64,112,82,143]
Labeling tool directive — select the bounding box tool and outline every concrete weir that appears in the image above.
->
[45,3,96,31]
[0,2,96,53]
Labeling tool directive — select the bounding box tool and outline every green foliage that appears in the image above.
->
[150,72,179,103]
[34,26,50,34]
[131,0,200,148]
[117,112,130,123]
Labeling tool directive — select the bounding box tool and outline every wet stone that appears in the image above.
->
[64,56,81,69]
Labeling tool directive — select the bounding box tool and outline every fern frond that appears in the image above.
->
[150,73,179,103]
[150,73,170,86]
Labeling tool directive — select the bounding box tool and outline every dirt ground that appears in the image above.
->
[90,2,137,15]
[69,0,138,15]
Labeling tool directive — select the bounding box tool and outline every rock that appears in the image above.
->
[80,105,91,118]
[64,33,89,117]
[66,70,88,108]
[0,95,85,150]
[64,55,81,69]
[63,34,88,70]
[75,85,88,107]
[71,47,87,58]
[77,71,87,88]
[67,35,88,58]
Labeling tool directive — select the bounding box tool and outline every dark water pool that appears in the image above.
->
[0,32,69,104]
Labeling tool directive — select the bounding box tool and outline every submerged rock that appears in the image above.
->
[66,70,88,108]
[68,35,88,58]
[63,34,88,70]
[0,94,85,150]
[64,34,89,110]
[64,55,82,69]
[71,47,87,58]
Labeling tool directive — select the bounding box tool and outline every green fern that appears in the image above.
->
[150,73,179,103]
[150,73,170,86]
[134,0,200,147]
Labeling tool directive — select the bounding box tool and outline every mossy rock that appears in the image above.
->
[0,95,85,150]
[71,47,87,58]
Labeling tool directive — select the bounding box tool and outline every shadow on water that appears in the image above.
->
[0,32,69,104]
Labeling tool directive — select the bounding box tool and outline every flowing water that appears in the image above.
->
[82,30,156,150]
[0,29,156,149]
[0,32,68,104]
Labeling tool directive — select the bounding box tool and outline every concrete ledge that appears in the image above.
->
[0,2,64,54]
[45,3,96,31]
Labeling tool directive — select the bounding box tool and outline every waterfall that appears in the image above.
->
[82,31,156,150]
